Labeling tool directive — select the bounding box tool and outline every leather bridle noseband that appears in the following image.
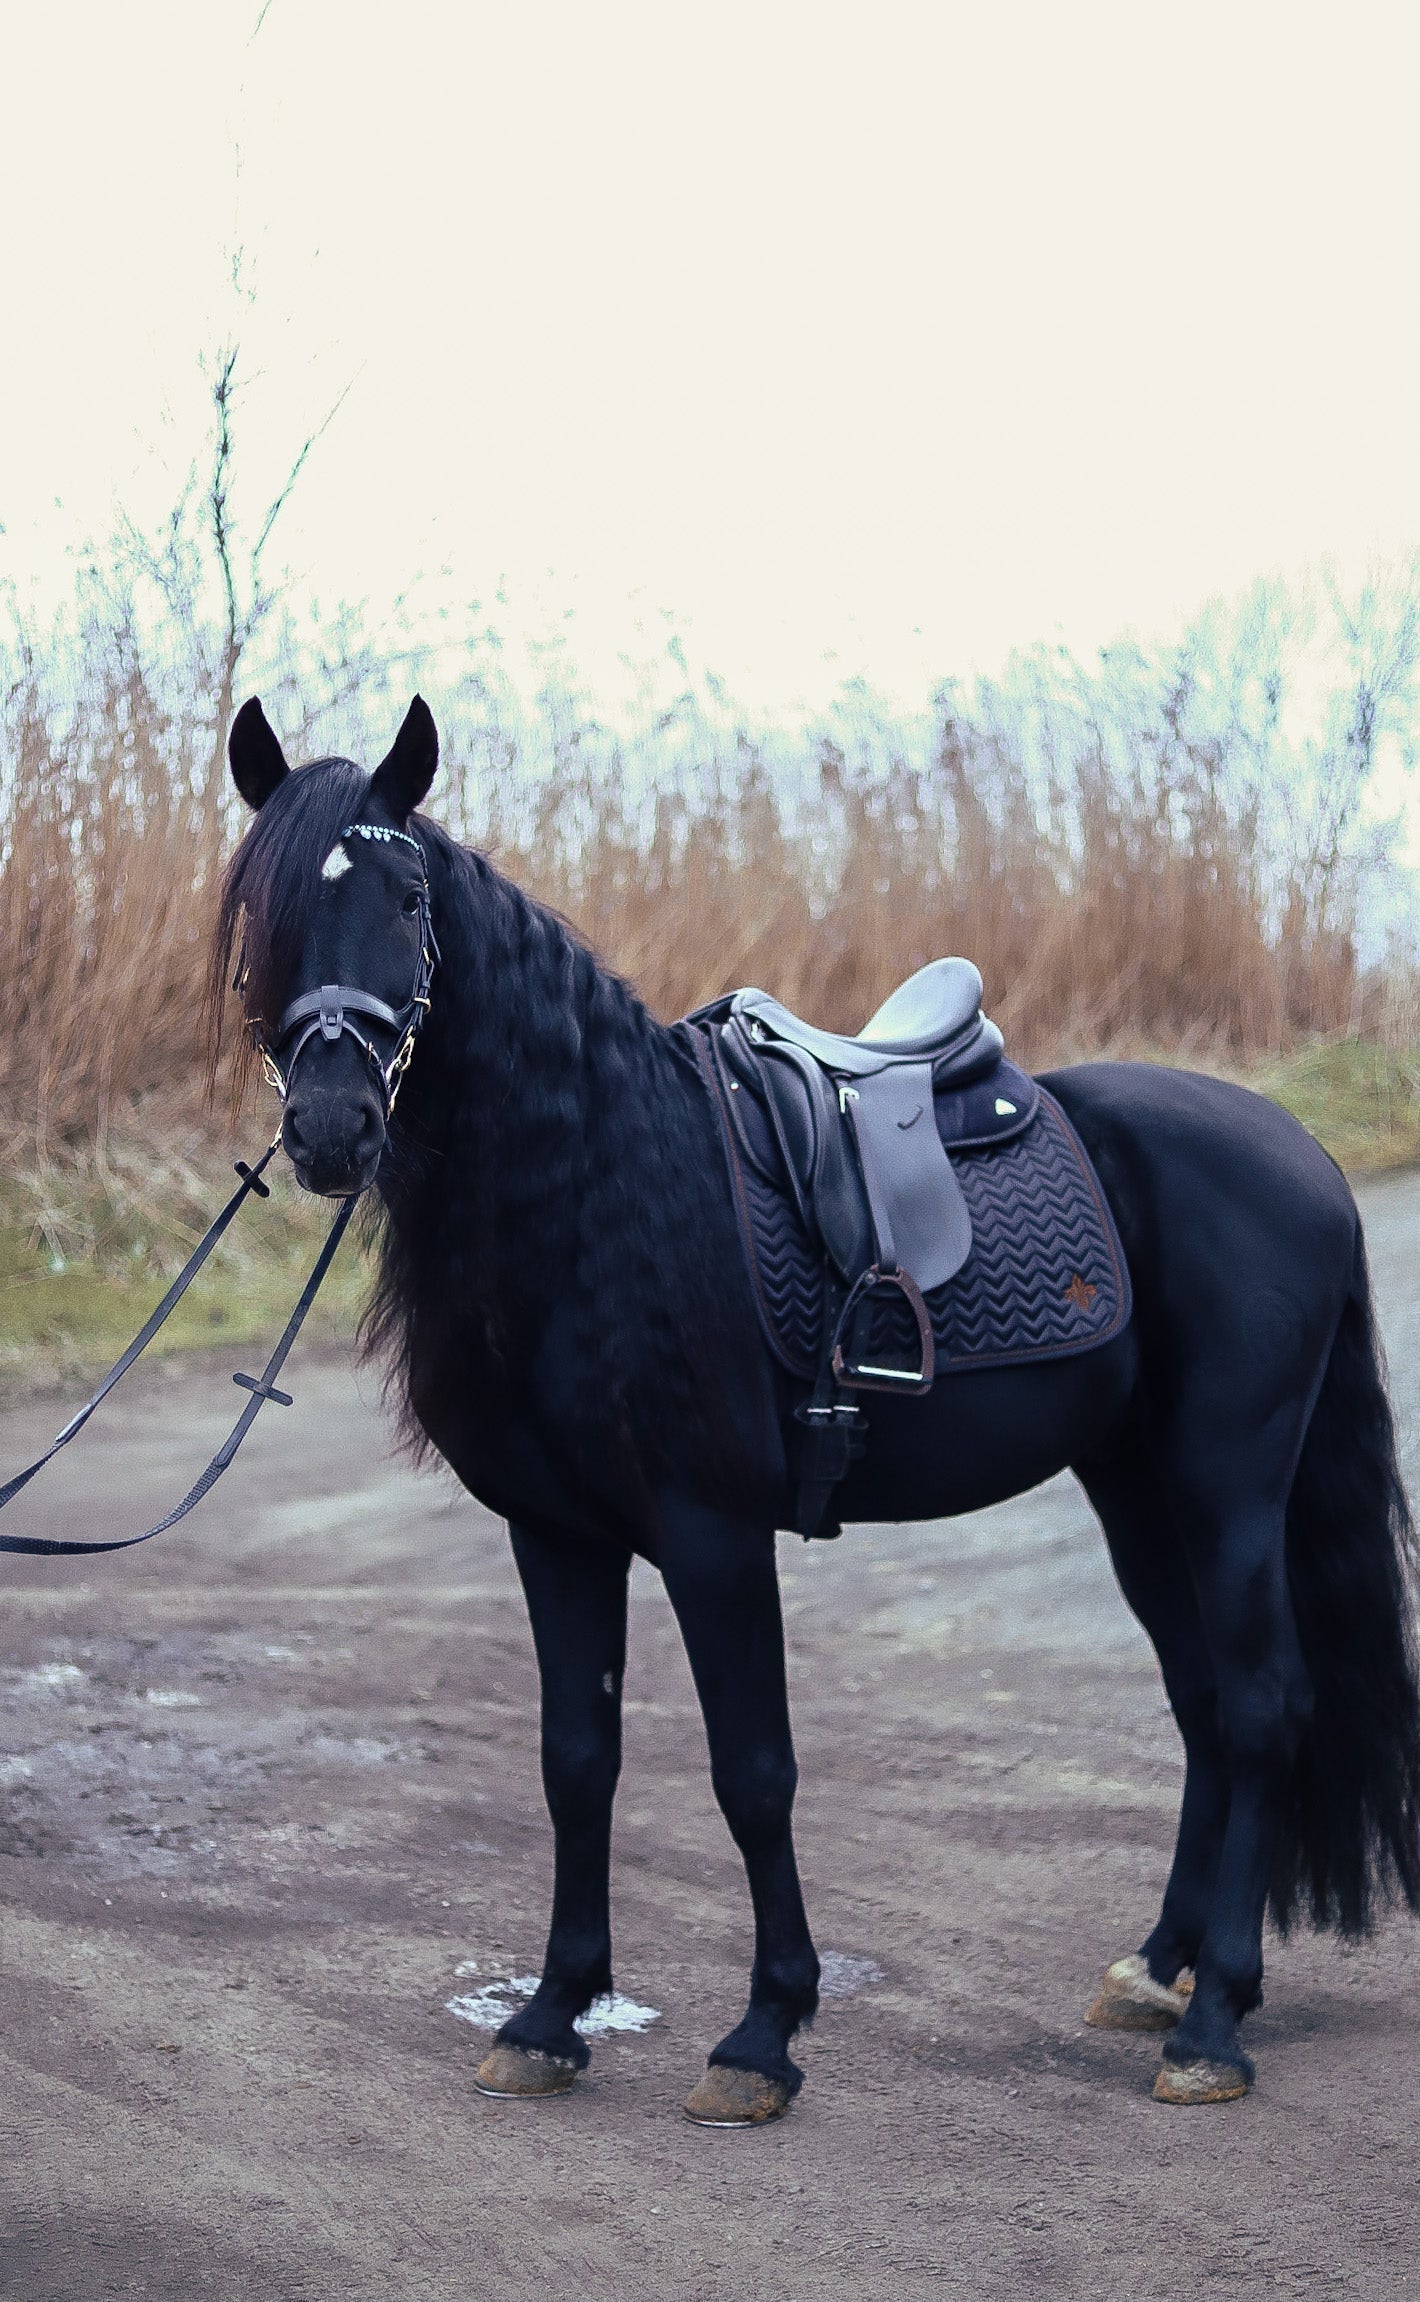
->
[252,822,440,1119]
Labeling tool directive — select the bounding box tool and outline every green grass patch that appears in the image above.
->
[2,1039,1416,1405]
[0,1131,369,1401]
[1248,1040,1420,1173]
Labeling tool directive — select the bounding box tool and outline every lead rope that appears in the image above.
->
[0,823,439,1559]
[0,1137,356,1558]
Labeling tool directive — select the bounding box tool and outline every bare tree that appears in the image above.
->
[117,343,348,878]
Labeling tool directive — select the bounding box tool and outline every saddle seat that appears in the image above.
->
[734,956,1002,1081]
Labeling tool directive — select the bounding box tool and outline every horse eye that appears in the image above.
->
[401,889,422,916]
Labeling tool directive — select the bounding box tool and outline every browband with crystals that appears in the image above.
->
[340,822,424,853]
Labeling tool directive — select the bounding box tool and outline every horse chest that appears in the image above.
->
[408,1344,634,1543]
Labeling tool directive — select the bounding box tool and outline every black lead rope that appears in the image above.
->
[0,817,436,1561]
[0,1145,356,1557]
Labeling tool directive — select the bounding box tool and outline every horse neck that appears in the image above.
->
[371,833,774,1513]
[383,837,703,1323]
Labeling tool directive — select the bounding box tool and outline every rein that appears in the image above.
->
[0,821,437,1559]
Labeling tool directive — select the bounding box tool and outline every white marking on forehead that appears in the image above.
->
[321,844,353,882]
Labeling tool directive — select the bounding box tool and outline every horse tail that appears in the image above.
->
[1271,1226,1420,1935]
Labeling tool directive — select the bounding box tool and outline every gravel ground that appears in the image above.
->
[1,1170,1418,2299]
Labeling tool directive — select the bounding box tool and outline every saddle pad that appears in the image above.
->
[693,1030,1132,1381]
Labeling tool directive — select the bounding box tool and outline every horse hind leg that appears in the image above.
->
[1150,1494,1311,2104]
[1075,1450,1231,2045]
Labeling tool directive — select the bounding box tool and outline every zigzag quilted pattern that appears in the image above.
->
[718,1078,1130,1380]
[738,1157,826,1378]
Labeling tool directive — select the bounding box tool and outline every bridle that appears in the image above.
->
[0,816,444,1559]
[250,822,441,1119]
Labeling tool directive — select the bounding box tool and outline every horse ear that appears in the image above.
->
[229,698,290,811]
[369,696,439,823]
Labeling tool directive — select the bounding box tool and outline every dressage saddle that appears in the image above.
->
[689,959,1128,1539]
[691,958,1017,1396]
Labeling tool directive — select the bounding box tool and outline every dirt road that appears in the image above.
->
[2,1171,1419,2300]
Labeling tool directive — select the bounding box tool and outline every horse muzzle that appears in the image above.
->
[282,1083,386,1197]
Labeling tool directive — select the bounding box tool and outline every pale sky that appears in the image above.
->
[4,0,1419,710]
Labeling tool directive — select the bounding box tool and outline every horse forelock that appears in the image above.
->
[211,756,374,1050]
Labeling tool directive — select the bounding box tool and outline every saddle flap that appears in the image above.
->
[713,1016,1012,1294]
[844,1063,973,1293]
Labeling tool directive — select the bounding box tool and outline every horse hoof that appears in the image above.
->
[683,2065,792,2127]
[1085,1953,1195,2032]
[1152,2057,1251,2106]
[474,2044,580,2098]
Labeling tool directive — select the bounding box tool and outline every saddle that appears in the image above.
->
[688,959,1130,1538]
[692,960,1020,1386]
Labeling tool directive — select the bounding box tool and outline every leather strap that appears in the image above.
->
[0,1162,355,1556]
[0,813,443,1562]
[841,1065,973,1293]
[279,984,406,1037]
[266,982,418,1115]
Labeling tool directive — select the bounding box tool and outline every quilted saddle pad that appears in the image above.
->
[692,1028,1133,1382]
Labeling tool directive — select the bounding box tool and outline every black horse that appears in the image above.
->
[215,695,1420,2121]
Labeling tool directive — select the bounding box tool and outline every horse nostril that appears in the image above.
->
[281,1096,380,1173]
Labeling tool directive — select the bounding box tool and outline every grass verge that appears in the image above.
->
[1246,1039,1420,1174]
[0,1121,367,1403]
[1,1038,1415,1405]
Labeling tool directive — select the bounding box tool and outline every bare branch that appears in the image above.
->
[252,376,356,573]
[205,345,242,663]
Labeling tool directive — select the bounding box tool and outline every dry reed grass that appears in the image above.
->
[0,561,1413,1157]
[487,713,1359,1066]
[4,384,1415,1393]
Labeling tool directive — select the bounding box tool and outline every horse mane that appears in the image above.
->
[365,815,769,1508]
[212,761,770,1516]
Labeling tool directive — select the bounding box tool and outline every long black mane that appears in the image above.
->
[214,761,771,1521]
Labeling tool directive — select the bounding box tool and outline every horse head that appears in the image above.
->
[221,696,441,1197]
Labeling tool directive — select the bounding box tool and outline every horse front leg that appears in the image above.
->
[659,1501,820,2126]
[474,1517,631,2099]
